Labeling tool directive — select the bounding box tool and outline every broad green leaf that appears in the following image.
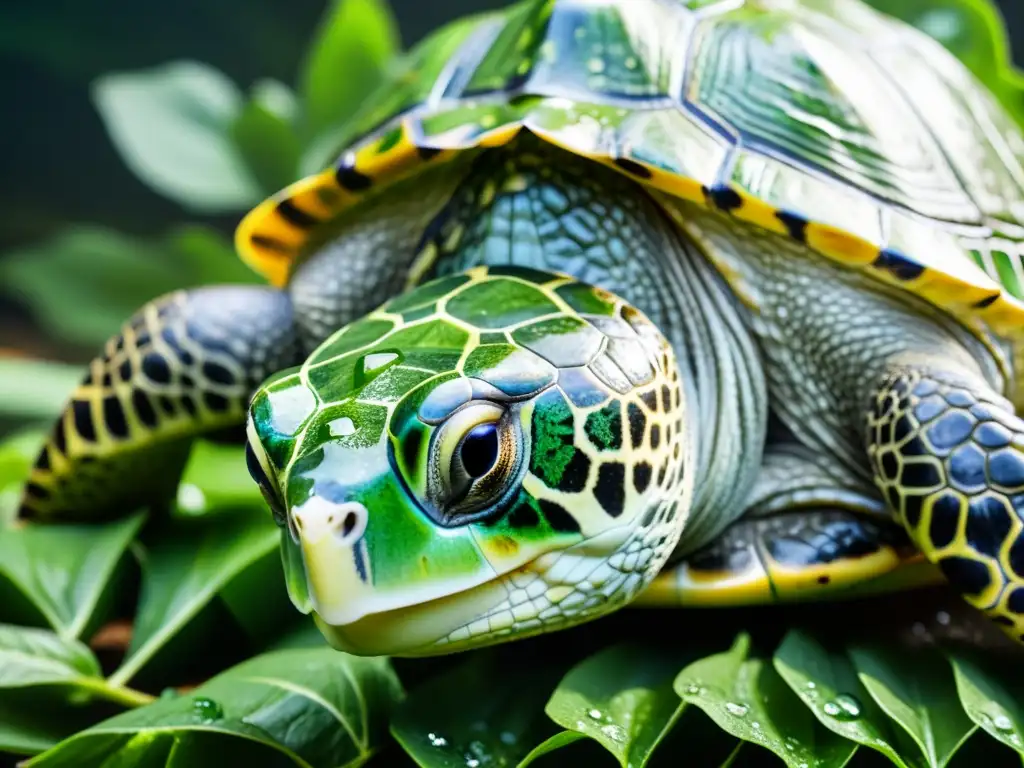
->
[774,630,924,768]
[848,643,976,768]
[92,61,261,213]
[675,634,856,768]
[392,652,562,768]
[251,78,299,124]
[231,99,302,195]
[110,509,278,685]
[0,359,80,421]
[949,649,1024,755]
[175,439,264,516]
[217,543,296,648]
[299,0,400,142]
[0,430,44,523]
[29,646,404,768]
[544,643,689,767]
[0,512,144,640]
[0,227,187,347]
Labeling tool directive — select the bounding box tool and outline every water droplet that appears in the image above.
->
[500,731,517,745]
[823,702,841,717]
[428,732,448,747]
[825,694,862,720]
[993,714,1014,732]
[177,484,207,514]
[806,682,816,689]
[588,708,603,720]
[684,684,701,695]
[466,759,480,768]
[601,723,627,743]
[725,702,748,717]
[587,58,606,74]
[752,721,761,730]
[191,697,223,722]
[624,56,638,70]
[936,610,951,626]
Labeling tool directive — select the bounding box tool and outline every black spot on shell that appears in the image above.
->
[1008,587,1024,614]
[650,424,661,450]
[51,423,67,454]
[873,248,925,281]
[776,210,809,242]
[557,451,591,493]
[417,146,443,161]
[203,392,231,413]
[539,499,580,534]
[902,461,942,490]
[276,199,320,229]
[102,395,129,439]
[335,159,373,192]
[24,481,49,501]
[202,361,235,386]
[142,353,171,384]
[250,235,293,255]
[508,499,540,529]
[639,390,658,411]
[595,463,625,518]
[613,157,652,179]
[118,359,134,383]
[180,395,198,418]
[966,496,1012,558]
[704,184,743,212]
[974,293,1000,309]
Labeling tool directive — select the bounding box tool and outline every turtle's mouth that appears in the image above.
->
[314,561,538,657]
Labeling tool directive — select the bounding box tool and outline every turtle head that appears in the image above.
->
[246,267,692,656]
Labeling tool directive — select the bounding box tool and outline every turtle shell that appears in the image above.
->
[236,0,1024,338]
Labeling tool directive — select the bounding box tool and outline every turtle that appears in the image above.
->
[19,0,1024,657]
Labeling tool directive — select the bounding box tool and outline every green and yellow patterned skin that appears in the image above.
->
[20,0,1024,654]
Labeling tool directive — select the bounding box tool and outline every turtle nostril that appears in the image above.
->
[342,511,357,537]
[332,502,368,544]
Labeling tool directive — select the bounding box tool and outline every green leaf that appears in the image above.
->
[0,359,80,421]
[949,649,1024,755]
[774,630,925,768]
[516,731,587,767]
[0,430,45,523]
[231,98,302,195]
[392,652,563,768]
[299,0,400,142]
[109,509,278,686]
[544,643,689,767]
[0,228,188,348]
[675,634,856,768]
[848,643,976,768]
[0,511,144,640]
[92,61,262,213]
[175,439,264,516]
[0,624,100,687]
[165,224,261,286]
[28,646,404,768]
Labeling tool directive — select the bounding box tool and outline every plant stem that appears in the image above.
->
[76,676,156,708]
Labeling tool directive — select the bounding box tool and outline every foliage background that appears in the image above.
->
[3,1,1024,767]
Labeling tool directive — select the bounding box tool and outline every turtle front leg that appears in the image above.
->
[867,365,1024,639]
[19,286,301,522]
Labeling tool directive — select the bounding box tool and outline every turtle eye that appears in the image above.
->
[430,401,520,521]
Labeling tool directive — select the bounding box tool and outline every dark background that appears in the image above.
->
[0,0,1022,337]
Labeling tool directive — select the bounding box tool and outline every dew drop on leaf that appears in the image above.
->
[601,724,627,743]
[684,684,700,695]
[993,714,1014,732]
[824,694,862,720]
[725,702,748,717]
[588,708,603,720]
[428,732,448,747]
[191,697,223,722]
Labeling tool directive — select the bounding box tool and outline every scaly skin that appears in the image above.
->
[246,266,692,656]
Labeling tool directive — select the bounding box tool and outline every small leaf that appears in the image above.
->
[848,643,976,768]
[516,731,587,767]
[230,98,302,195]
[0,511,144,640]
[544,643,689,767]
[949,648,1024,755]
[675,634,856,768]
[774,630,925,768]
[0,624,99,687]
[109,509,278,686]
[0,359,81,421]
[392,652,563,768]
[0,227,188,348]
[92,61,261,213]
[28,646,404,768]
[299,0,400,142]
